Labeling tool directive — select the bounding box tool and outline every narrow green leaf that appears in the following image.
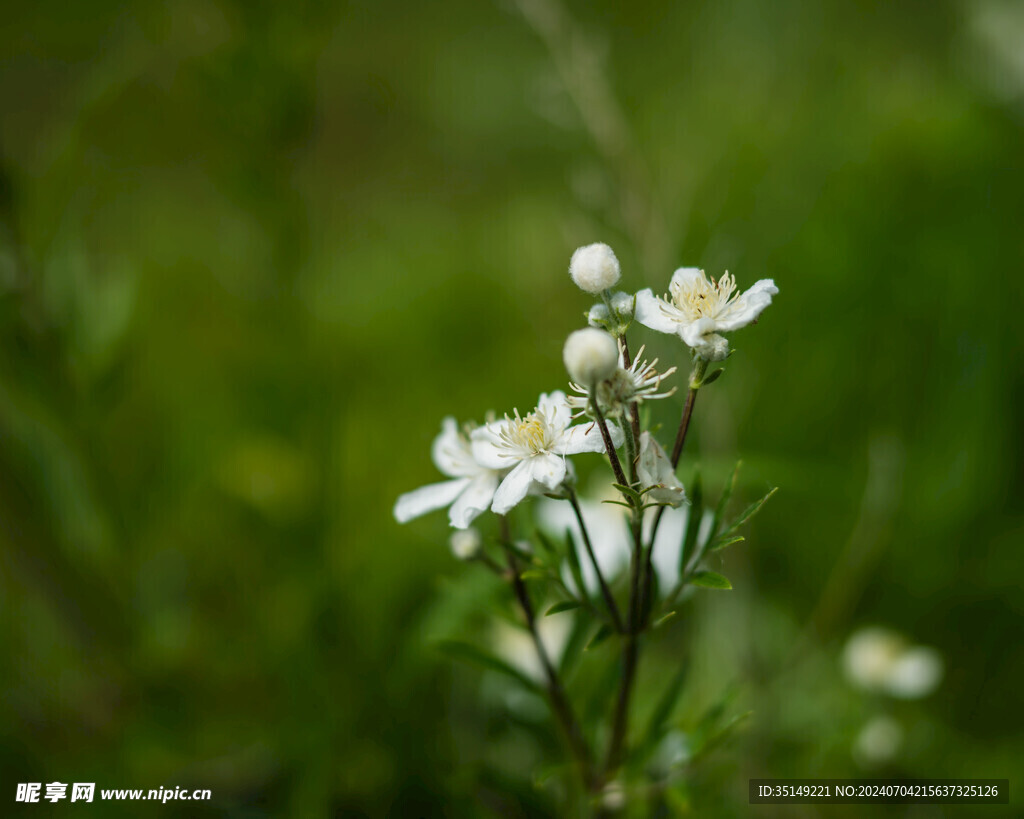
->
[612,483,644,506]
[545,600,582,616]
[600,499,633,509]
[436,640,543,694]
[585,623,614,650]
[563,527,589,605]
[690,571,732,590]
[722,487,778,538]
[680,469,703,573]
[534,528,556,554]
[691,710,753,763]
[652,610,677,628]
[641,662,689,755]
[519,570,548,581]
[710,460,741,541]
[709,535,745,552]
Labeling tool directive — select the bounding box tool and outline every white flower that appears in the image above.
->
[854,716,903,766]
[636,432,687,507]
[393,418,501,529]
[567,344,676,419]
[563,328,619,385]
[449,528,482,560]
[471,391,623,515]
[842,627,943,699]
[635,268,777,358]
[537,490,630,596]
[493,616,571,684]
[644,504,715,591]
[569,243,621,293]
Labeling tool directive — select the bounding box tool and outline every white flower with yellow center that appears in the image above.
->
[471,391,622,515]
[635,268,778,359]
[393,418,501,529]
[567,344,676,419]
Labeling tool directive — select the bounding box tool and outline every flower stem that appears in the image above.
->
[604,482,645,780]
[641,360,705,626]
[590,389,629,489]
[619,337,642,448]
[567,488,624,633]
[502,522,595,790]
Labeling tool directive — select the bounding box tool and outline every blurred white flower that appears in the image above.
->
[842,627,943,699]
[635,268,777,359]
[449,528,482,560]
[537,490,629,596]
[636,432,687,507]
[492,615,571,684]
[569,242,621,293]
[643,504,715,590]
[854,716,904,766]
[393,418,501,529]
[472,391,622,515]
[563,328,620,385]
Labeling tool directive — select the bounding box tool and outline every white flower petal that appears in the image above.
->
[669,267,704,289]
[556,420,623,455]
[530,452,566,489]
[680,316,719,348]
[431,417,478,477]
[538,390,571,429]
[471,423,518,470]
[491,461,535,515]
[635,289,685,335]
[449,472,499,529]
[715,278,778,331]
[636,431,686,507]
[393,477,471,523]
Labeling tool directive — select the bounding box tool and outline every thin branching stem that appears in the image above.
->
[501,518,595,790]
[567,488,624,633]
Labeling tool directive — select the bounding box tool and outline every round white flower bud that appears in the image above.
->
[449,528,482,560]
[569,243,621,293]
[587,303,610,327]
[610,291,634,317]
[563,328,619,385]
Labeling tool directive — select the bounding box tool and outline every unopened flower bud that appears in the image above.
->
[587,303,610,327]
[563,328,619,386]
[610,291,634,317]
[449,528,482,560]
[569,243,621,293]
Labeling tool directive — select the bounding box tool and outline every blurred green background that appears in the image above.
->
[2,0,1022,815]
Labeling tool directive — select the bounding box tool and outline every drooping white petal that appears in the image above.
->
[470,423,519,470]
[556,419,623,455]
[635,289,686,335]
[491,460,535,515]
[449,472,500,529]
[431,417,479,477]
[529,452,566,489]
[680,316,718,348]
[393,477,471,523]
[636,431,687,507]
[714,278,778,332]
